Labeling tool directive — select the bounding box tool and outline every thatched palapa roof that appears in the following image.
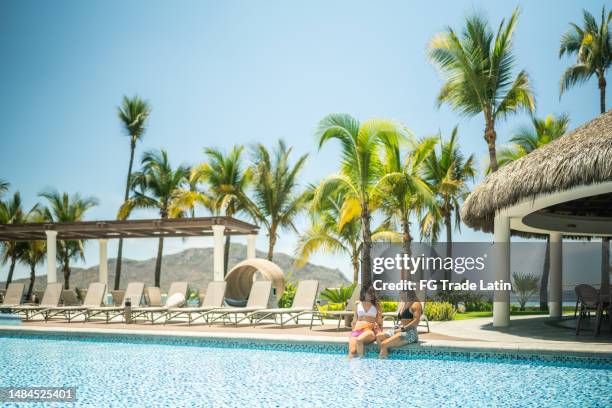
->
[462,110,612,233]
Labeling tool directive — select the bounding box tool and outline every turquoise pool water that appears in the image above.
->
[0,333,610,407]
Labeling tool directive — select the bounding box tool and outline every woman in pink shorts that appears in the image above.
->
[348,285,382,358]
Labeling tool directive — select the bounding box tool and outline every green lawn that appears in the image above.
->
[454,306,575,320]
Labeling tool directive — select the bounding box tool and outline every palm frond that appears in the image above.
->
[293,222,348,269]
[118,95,151,143]
[559,6,611,97]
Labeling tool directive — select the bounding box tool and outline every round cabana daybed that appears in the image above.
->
[224,258,285,305]
[461,110,612,327]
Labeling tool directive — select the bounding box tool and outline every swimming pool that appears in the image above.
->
[0,332,610,407]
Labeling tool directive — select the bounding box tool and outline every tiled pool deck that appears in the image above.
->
[2,314,610,359]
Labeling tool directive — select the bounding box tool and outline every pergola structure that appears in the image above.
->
[462,110,612,327]
[0,216,259,287]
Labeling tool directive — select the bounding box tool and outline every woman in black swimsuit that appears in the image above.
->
[376,290,422,358]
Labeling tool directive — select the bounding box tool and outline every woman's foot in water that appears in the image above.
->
[379,349,389,358]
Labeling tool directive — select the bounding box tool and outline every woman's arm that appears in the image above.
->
[351,302,359,330]
[376,306,383,328]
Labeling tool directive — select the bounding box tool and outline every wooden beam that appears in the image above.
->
[0,216,258,241]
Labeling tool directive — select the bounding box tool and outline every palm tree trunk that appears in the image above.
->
[114,140,137,290]
[485,117,499,172]
[154,237,164,287]
[401,213,413,290]
[444,213,452,282]
[114,241,124,290]
[27,264,36,299]
[4,256,16,289]
[599,74,609,304]
[539,236,550,311]
[267,225,277,261]
[351,253,359,285]
[360,205,373,288]
[62,257,70,290]
[599,73,606,114]
[401,213,412,247]
[224,235,231,276]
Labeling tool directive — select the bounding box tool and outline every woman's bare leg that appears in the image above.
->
[379,333,407,358]
[375,332,387,347]
[355,330,375,357]
[348,337,358,358]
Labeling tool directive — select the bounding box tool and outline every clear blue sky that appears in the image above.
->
[0,0,606,280]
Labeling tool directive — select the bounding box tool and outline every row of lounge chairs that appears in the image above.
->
[0,280,315,326]
[0,280,429,331]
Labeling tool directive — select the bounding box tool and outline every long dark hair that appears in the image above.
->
[360,285,379,308]
[399,289,419,303]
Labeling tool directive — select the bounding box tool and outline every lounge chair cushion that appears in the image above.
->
[3,283,25,306]
[225,297,247,307]
[165,293,185,308]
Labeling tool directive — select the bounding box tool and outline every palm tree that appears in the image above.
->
[295,188,363,284]
[428,8,535,172]
[0,192,37,289]
[496,114,570,168]
[170,176,215,219]
[421,127,476,281]
[376,137,437,255]
[495,114,569,311]
[0,180,8,196]
[118,149,189,287]
[250,140,308,261]
[39,190,98,289]
[559,7,611,290]
[314,114,406,287]
[21,240,46,299]
[115,95,151,290]
[189,146,253,275]
[511,272,540,311]
[0,182,10,286]
[559,6,611,114]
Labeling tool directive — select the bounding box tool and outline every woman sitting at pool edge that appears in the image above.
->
[376,290,422,357]
[348,285,382,358]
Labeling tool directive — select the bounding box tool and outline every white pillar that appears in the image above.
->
[212,225,225,282]
[98,239,108,287]
[45,230,58,284]
[548,232,563,319]
[493,215,510,327]
[246,234,257,259]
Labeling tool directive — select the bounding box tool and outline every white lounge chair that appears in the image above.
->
[44,282,107,322]
[86,282,144,323]
[0,283,25,307]
[208,280,272,326]
[165,281,227,325]
[130,282,188,324]
[10,283,63,320]
[248,280,320,327]
[144,287,163,307]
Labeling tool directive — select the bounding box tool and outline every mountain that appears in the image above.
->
[3,244,350,292]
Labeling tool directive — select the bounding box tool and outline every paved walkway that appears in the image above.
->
[5,314,611,356]
[428,315,612,354]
